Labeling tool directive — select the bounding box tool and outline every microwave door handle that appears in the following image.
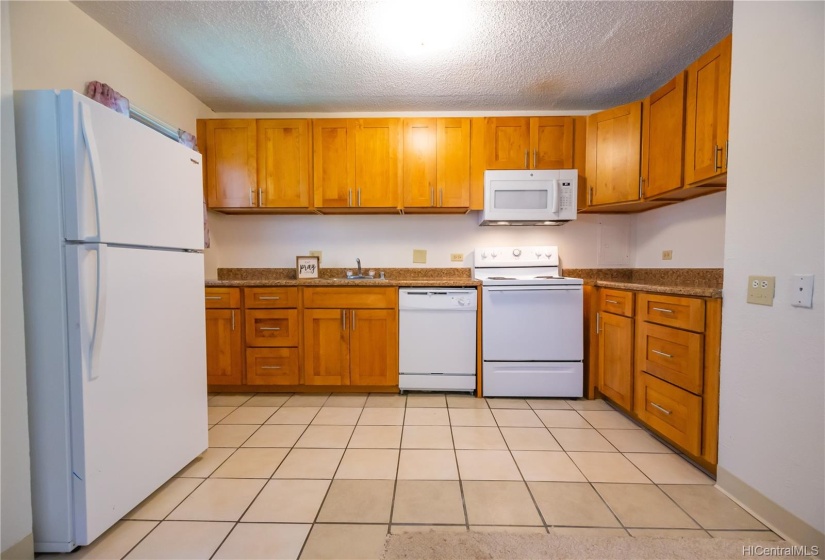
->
[551,179,560,213]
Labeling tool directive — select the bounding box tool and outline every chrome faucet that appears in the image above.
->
[356,258,362,276]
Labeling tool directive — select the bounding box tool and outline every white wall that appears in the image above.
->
[3,1,215,554]
[1,2,34,557]
[633,192,726,268]
[206,212,634,276]
[718,0,824,547]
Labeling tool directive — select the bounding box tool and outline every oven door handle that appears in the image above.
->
[485,287,582,292]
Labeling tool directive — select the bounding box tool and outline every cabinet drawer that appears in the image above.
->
[244,287,299,308]
[246,348,300,385]
[637,293,705,332]
[637,322,704,394]
[600,289,634,317]
[303,287,398,309]
[245,309,299,347]
[634,372,702,455]
[205,287,240,308]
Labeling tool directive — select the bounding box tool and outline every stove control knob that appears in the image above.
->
[481,252,487,259]
[535,251,542,258]
[513,249,522,257]
[491,251,499,258]
[545,252,552,258]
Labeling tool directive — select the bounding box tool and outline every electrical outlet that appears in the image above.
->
[747,275,775,306]
[309,250,322,263]
[450,253,464,262]
[413,249,427,264]
[662,250,673,261]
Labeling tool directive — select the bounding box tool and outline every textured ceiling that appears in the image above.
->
[73,0,732,113]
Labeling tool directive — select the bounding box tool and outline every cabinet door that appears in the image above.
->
[531,117,573,169]
[257,119,311,208]
[354,119,400,207]
[402,118,437,208]
[313,119,353,208]
[587,102,642,206]
[303,309,350,385]
[205,309,243,385]
[685,35,732,184]
[205,120,257,208]
[642,73,686,198]
[245,309,299,347]
[246,348,300,386]
[349,309,398,387]
[436,118,471,208]
[598,312,633,410]
[485,117,531,169]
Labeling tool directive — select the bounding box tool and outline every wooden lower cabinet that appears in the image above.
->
[205,308,243,385]
[303,309,350,385]
[635,372,702,455]
[246,348,300,385]
[598,312,633,410]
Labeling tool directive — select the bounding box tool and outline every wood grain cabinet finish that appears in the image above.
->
[256,119,312,208]
[635,371,702,455]
[685,35,732,186]
[204,119,257,208]
[244,287,299,308]
[484,117,574,170]
[204,288,243,386]
[402,118,471,210]
[586,102,643,206]
[246,348,300,386]
[312,119,401,210]
[637,293,705,333]
[641,72,687,198]
[599,289,634,318]
[636,321,704,394]
[302,288,398,387]
[598,310,634,411]
[245,309,299,347]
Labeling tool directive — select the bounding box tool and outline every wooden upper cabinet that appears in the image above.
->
[257,119,311,208]
[485,117,531,169]
[403,118,470,209]
[313,119,400,209]
[531,117,574,169]
[685,35,732,185]
[641,72,687,198]
[402,118,437,207]
[204,119,257,208]
[313,119,353,208]
[353,119,400,208]
[436,118,471,207]
[586,101,643,206]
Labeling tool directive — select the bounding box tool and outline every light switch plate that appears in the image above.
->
[662,250,673,261]
[413,249,427,264]
[450,253,464,262]
[791,274,814,308]
[747,275,775,306]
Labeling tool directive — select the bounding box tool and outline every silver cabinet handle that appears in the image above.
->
[261,365,282,370]
[259,327,281,331]
[651,307,674,314]
[533,150,537,168]
[205,296,222,300]
[342,309,346,330]
[595,312,600,334]
[430,184,434,207]
[348,189,352,207]
[249,189,254,206]
[357,188,362,207]
[351,310,356,330]
[439,188,443,207]
[639,176,644,198]
[714,145,721,170]
[652,349,673,359]
[231,309,235,331]
[258,296,281,300]
[523,150,528,168]
[605,299,619,304]
[650,402,672,415]
[258,188,264,207]
[725,140,729,170]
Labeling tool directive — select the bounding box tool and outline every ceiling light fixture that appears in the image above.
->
[373,0,472,57]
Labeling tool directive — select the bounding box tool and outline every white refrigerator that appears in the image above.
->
[14,90,208,553]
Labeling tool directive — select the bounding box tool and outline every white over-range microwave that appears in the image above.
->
[479,169,578,226]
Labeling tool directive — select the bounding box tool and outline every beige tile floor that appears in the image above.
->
[64,393,781,559]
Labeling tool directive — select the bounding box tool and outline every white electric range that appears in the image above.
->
[474,246,584,398]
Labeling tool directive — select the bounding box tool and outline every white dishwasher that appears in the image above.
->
[398,288,477,393]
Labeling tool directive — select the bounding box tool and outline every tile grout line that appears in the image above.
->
[385,395,409,535]
[446,404,472,531]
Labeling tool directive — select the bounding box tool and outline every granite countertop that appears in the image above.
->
[564,268,723,299]
[206,267,481,288]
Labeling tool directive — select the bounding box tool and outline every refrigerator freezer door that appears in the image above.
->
[64,245,207,545]
[58,91,203,250]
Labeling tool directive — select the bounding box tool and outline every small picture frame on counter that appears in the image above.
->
[296,256,320,279]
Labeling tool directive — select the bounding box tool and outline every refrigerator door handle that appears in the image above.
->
[85,243,108,380]
[79,102,104,242]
